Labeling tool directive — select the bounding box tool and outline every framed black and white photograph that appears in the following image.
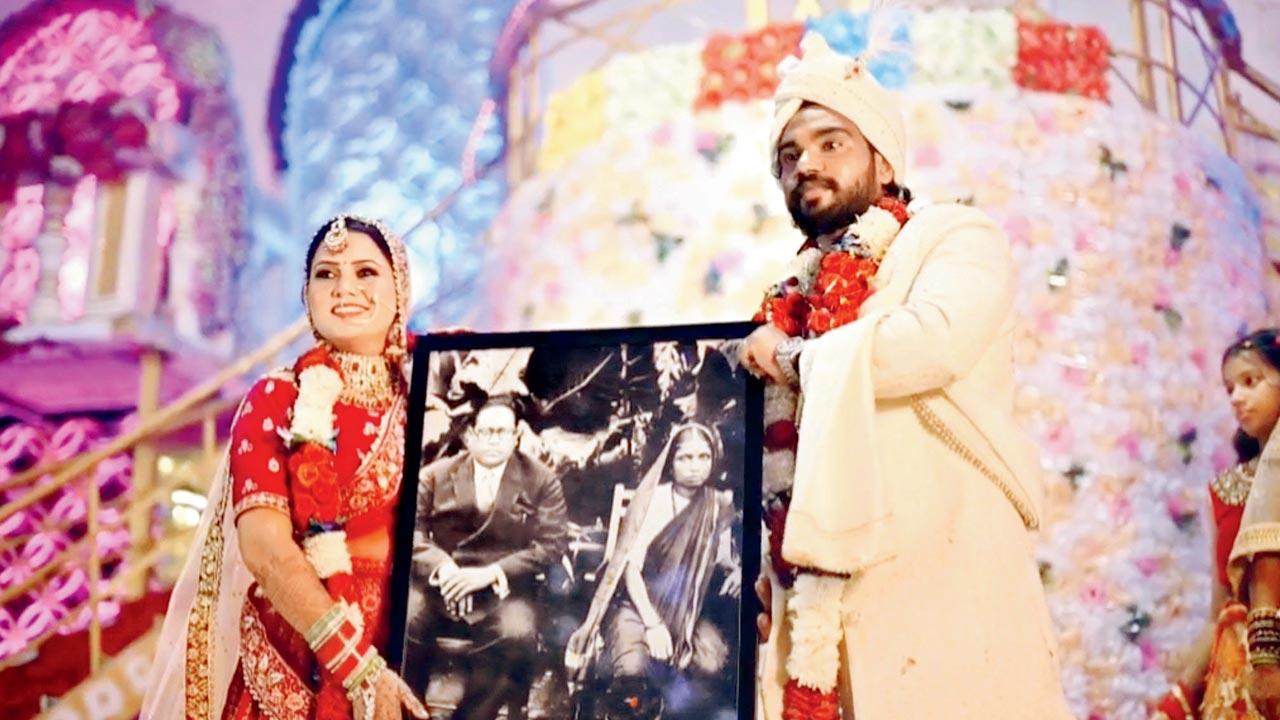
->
[389,323,763,720]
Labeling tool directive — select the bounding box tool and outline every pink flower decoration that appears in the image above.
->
[913,145,942,168]
[49,418,101,461]
[1165,492,1194,522]
[1139,638,1161,670]
[1062,366,1091,387]
[1073,229,1093,252]
[1033,309,1057,333]
[0,546,30,590]
[1081,583,1109,606]
[16,568,86,643]
[1129,343,1149,368]
[1134,556,1160,576]
[1111,493,1133,524]
[1003,215,1031,247]
[1117,431,1143,461]
[1045,423,1074,454]
[1212,445,1237,474]
[22,531,69,572]
[0,423,49,472]
[0,608,26,660]
[1189,348,1208,374]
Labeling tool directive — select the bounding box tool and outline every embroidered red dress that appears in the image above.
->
[219,373,406,720]
[1201,459,1262,719]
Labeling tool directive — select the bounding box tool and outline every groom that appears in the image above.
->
[741,34,1072,719]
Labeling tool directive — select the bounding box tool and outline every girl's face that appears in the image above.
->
[306,231,397,355]
[672,432,714,490]
[1224,349,1280,443]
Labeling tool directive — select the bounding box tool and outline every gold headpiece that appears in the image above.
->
[323,215,349,252]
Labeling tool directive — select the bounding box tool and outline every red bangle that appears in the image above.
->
[1153,682,1196,720]
[308,603,374,688]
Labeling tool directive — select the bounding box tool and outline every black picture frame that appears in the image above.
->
[389,322,763,720]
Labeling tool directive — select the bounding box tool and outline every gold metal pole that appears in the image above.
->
[1129,0,1157,110]
[87,469,102,674]
[126,349,163,598]
[1157,1,1183,123]
[1216,70,1238,158]
[202,412,218,475]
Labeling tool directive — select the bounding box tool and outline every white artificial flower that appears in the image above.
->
[850,206,902,262]
[786,574,847,692]
[304,530,352,579]
[763,449,797,497]
[764,384,799,423]
[289,365,343,445]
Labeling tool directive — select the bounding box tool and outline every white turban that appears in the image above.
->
[770,33,907,184]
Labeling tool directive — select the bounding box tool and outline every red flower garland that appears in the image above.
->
[754,196,908,340]
[756,195,909,720]
[287,346,344,519]
[695,22,805,110]
[286,346,359,720]
[1013,19,1111,101]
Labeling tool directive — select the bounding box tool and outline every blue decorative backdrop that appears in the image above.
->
[242,0,513,344]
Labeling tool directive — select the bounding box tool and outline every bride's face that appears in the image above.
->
[306,231,397,355]
[672,432,713,489]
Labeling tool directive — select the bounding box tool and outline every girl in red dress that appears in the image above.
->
[143,216,429,720]
[1154,328,1280,720]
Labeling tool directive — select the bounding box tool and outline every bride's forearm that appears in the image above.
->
[237,507,334,635]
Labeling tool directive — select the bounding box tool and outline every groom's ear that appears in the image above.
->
[874,151,894,188]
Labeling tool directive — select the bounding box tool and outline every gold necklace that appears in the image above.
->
[331,351,396,409]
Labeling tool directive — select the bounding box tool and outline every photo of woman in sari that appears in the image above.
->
[567,422,741,720]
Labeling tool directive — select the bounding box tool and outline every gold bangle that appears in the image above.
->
[1250,650,1280,667]
[1248,607,1280,622]
[304,603,345,648]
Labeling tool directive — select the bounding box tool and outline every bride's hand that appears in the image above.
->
[354,670,430,720]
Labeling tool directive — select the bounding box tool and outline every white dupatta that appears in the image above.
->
[141,393,263,719]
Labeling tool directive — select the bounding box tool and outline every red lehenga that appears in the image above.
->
[1199,459,1263,720]
[149,369,406,720]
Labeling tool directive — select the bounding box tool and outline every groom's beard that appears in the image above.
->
[786,163,880,240]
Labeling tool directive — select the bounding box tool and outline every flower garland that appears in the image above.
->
[283,346,352,581]
[753,194,909,717]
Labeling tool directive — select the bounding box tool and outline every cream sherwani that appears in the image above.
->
[757,203,1072,719]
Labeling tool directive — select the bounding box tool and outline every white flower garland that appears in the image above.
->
[288,365,343,446]
[760,202,910,711]
[287,360,349,578]
[785,573,846,691]
[773,243,824,294]
[763,383,800,497]
[846,205,901,262]
[304,529,353,579]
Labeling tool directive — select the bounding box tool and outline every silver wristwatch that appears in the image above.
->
[774,337,805,386]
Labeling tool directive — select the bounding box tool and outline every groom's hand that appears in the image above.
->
[742,325,788,384]
[755,575,773,642]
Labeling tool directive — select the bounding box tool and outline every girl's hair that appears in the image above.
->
[304,217,393,276]
[1223,327,1280,463]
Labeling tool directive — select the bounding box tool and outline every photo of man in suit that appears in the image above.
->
[406,395,569,720]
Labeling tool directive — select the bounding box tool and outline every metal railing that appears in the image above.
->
[0,317,309,673]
